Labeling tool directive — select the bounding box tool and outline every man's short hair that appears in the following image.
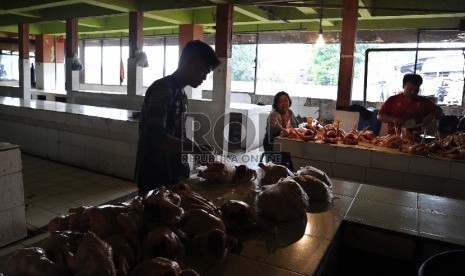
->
[178,40,220,71]
[403,73,423,86]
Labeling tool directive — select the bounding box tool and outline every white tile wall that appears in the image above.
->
[409,156,451,178]
[302,142,337,162]
[370,151,410,172]
[0,147,26,247]
[442,178,465,199]
[450,161,465,181]
[332,163,366,182]
[0,149,22,175]
[279,139,465,200]
[402,173,444,195]
[85,148,99,171]
[366,167,403,188]
[335,146,371,167]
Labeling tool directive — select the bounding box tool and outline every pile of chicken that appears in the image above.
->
[4,161,335,275]
[280,118,465,159]
[367,128,465,159]
[280,119,377,146]
[197,162,257,184]
[4,183,258,276]
[257,162,333,222]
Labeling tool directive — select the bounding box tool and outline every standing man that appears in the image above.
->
[135,40,220,196]
[377,73,443,134]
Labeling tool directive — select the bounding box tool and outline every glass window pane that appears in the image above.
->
[102,39,121,85]
[165,45,179,76]
[84,40,102,84]
[0,54,19,81]
[256,43,316,97]
[231,44,255,93]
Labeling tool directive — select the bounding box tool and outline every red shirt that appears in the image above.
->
[378,93,438,134]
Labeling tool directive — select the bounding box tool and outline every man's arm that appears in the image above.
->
[377,113,403,127]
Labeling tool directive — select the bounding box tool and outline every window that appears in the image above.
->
[143,37,165,87]
[102,39,122,85]
[363,45,465,106]
[83,40,102,84]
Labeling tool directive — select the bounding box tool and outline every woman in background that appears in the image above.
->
[263,91,299,151]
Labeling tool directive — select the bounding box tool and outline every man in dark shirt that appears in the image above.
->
[135,40,220,196]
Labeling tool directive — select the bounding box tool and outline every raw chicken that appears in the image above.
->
[177,208,225,237]
[295,165,333,187]
[140,225,184,263]
[198,162,257,184]
[104,234,137,275]
[198,161,235,183]
[193,229,238,264]
[293,174,333,202]
[257,177,309,222]
[40,231,84,274]
[174,188,222,218]
[258,162,293,186]
[220,200,258,233]
[143,186,184,225]
[132,257,199,276]
[64,231,117,276]
[4,247,62,276]
[233,164,257,183]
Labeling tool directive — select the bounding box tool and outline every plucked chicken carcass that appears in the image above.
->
[177,208,225,237]
[257,177,309,222]
[197,162,257,184]
[48,203,134,239]
[104,234,137,275]
[4,247,63,276]
[172,185,222,218]
[64,232,117,276]
[258,162,294,186]
[193,229,239,264]
[220,200,258,233]
[293,174,333,202]
[131,257,199,276]
[143,186,184,225]
[40,231,85,274]
[139,225,184,263]
[295,165,332,188]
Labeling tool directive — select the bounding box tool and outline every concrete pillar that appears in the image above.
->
[35,35,57,91]
[127,11,144,96]
[65,18,80,97]
[18,23,31,101]
[336,0,358,108]
[212,4,233,154]
[179,24,204,99]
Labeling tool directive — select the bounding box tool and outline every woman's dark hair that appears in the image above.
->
[178,40,220,70]
[272,91,292,110]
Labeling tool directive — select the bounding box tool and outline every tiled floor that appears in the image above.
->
[0,153,137,260]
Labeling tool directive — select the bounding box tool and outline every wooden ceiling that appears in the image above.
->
[0,0,464,38]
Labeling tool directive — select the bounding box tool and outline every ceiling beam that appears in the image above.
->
[234,6,270,21]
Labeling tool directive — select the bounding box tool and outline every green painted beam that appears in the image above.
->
[144,10,193,25]
[234,6,270,21]
[1,0,82,12]
[82,0,138,12]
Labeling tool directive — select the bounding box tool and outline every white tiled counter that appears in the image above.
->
[0,97,139,180]
[275,137,465,200]
[0,142,26,247]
